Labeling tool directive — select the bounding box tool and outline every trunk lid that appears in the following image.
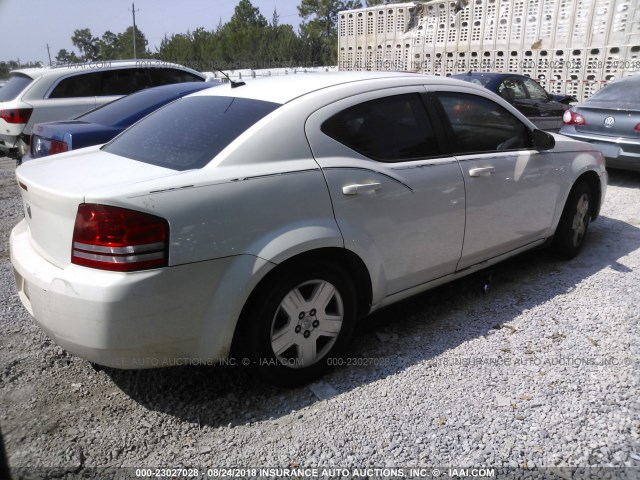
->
[16,147,180,268]
[574,104,640,138]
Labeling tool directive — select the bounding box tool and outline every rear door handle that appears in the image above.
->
[469,167,495,177]
[342,182,382,195]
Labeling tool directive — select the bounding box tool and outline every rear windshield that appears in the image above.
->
[0,73,33,102]
[77,83,212,127]
[589,79,640,105]
[103,96,280,170]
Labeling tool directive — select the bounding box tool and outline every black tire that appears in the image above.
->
[240,261,357,387]
[552,180,592,259]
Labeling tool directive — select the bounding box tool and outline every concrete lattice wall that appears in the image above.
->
[338,0,640,99]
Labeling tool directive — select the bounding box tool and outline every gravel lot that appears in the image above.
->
[0,156,639,479]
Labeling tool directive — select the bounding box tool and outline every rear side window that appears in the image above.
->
[321,93,440,162]
[436,92,532,154]
[0,73,34,101]
[104,96,280,170]
[49,72,101,98]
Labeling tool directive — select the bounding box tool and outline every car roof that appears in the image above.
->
[191,71,476,104]
[10,59,203,80]
[451,72,509,80]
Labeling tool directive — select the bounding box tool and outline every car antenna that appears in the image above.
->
[215,69,246,89]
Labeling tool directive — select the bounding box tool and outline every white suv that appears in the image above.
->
[0,60,207,160]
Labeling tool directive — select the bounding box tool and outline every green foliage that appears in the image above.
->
[156,0,303,70]
[10,0,370,71]
[55,49,80,64]
[71,29,100,60]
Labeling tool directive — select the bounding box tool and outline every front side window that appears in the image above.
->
[104,96,280,170]
[497,78,528,101]
[522,78,549,102]
[99,69,151,96]
[436,92,532,154]
[321,93,440,162]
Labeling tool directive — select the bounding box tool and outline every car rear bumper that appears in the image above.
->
[10,219,244,369]
[560,131,640,172]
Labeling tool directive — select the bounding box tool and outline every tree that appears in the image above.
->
[261,9,303,67]
[72,28,100,61]
[226,0,268,31]
[217,0,270,67]
[117,26,149,59]
[55,49,80,64]
[298,0,363,65]
[97,31,120,60]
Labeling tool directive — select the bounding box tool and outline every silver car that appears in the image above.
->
[560,75,640,172]
[10,72,607,386]
[0,60,207,160]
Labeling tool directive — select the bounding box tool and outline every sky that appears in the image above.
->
[0,0,303,64]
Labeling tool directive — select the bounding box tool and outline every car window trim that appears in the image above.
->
[427,89,536,155]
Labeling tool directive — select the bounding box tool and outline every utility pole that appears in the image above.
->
[130,2,140,59]
[46,44,52,66]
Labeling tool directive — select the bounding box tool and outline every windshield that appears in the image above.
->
[589,79,640,105]
[104,96,280,170]
[0,73,33,102]
[78,83,212,127]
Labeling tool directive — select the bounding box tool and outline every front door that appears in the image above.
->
[305,88,466,299]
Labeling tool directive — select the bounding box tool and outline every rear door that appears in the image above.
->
[432,89,561,270]
[305,87,466,298]
[27,72,100,130]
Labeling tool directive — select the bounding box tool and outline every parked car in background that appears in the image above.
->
[0,60,207,160]
[10,73,606,386]
[450,72,571,131]
[560,75,640,172]
[23,82,216,162]
[551,93,578,105]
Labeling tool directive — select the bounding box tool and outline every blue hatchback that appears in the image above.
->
[23,81,217,163]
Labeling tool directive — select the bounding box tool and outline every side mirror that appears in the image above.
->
[533,129,555,151]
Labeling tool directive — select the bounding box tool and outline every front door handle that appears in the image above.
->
[469,167,495,177]
[342,182,382,195]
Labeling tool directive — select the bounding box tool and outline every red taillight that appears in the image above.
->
[49,139,68,155]
[0,108,33,124]
[563,110,586,126]
[72,204,169,272]
[635,123,640,132]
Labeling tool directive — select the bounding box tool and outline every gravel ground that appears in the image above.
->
[0,156,639,479]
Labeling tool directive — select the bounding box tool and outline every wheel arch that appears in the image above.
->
[230,247,373,356]
[576,170,602,220]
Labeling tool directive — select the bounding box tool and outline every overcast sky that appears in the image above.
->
[0,0,303,64]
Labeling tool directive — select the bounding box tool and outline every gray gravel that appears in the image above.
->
[0,156,639,479]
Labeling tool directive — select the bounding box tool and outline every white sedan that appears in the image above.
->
[10,72,607,385]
